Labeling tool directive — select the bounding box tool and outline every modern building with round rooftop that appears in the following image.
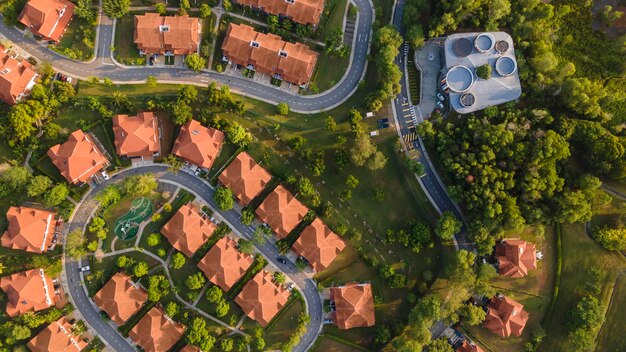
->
[443,65,474,93]
[474,33,495,53]
[453,38,473,57]
[495,57,517,76]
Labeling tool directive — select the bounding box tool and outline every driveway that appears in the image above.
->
[63,165,322,352]
[414,42,443,117]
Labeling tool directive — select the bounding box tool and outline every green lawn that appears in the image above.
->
[77,81,180,97]
[195,284,245,326]
[114,15,144,66]
[51,16,96,61]
[407,53,420,105]
[539,223,626,351]
[306,51,349,94]
[596,273,626,351]
[264,296,305,349]
[207,143,241,181]
[317,0,349,40]
[312,336,367,352]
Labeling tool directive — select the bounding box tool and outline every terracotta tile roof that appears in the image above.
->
[218,152,272,205]
[234,0,324,25]
[0,47,38,106]
[329,282,375,330]
[112,112,160,158]
[92,272,148,326]
[292,218,345,272]
[1,206,57,253]
[27,316,88,352]
[180,345,201,352]
[495,239,537,278]
[0,269,56,317]
[129,306,186,352]
[484,295,529,337]
[172,120,225,170]
[197,236,254,291]
[222,24,318,86]
[18,0,75,42]
[255,185,308,239]
[235,270,290,327]
[161,202,216,257]
[134,13,200,55]
[47,130,108,184]
[457,341,484,352]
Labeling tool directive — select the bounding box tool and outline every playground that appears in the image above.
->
[113,197,153,240]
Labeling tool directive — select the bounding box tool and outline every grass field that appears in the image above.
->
[596,271,626,351]
[114,15,144,66]
[317,0,349,39]
[77,81,180,97]
[52,16,95,61]
[539,223,626,351]
[311,336,367,352]
[263,296,305,349]
[307,51,349,94]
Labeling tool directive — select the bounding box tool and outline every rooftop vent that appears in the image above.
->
[250,41,260,48]
[0,68,10,75]
[453,38,473,57]
[495,40,509,54]
[460,93,475,107]
[159,25,170,32]
[191,130,199,135]
[286,0,295,3]
[278,50,288,58]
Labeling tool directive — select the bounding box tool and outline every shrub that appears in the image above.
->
[476,64,492,79]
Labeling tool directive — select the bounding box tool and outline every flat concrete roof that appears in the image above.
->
[442,32,522,114]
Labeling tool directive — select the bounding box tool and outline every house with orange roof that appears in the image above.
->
[47,130,109,184]
[292,218,345,272]
[233,0,325,25]
[483,295,529,337]
[112,112,161,160]
[129,306,186,352]
[1,206,58,253]
[172,120,225,170]
[457,340,484,352]
[255,185,308,239]
[222,23,318,87]
[92,272,148,326]
[235,270,290,327]
[27,316,88,352]
[495,239,537,278]
[134,13,200,55]
[161,202,216,257]
[329,282,375,329]
[180,345,201,352]
[0,269,58,317]
[197,236,254,292]
[218,152,272,205]
[0,46,38,106]
[18,0,75,42]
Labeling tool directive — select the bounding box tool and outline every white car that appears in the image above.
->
[101,171,110,180]
[436,101,445,109]
[80,266,90,272]
[436,93,445,102]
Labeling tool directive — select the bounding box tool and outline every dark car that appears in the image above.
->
[149,56,155,66]
[277,257,287,264]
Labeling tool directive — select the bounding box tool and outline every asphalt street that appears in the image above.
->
[0,0,373,113]
[64,165,322,352]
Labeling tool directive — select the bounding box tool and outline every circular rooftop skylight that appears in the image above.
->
[453,38,473,57]
[495,56,517,76]
[446,65,475,93]
[474,33,495,53]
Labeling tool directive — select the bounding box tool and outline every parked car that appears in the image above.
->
[149,56,155,66]
[436,93,445,101]
[101,171,110,180]
[65,76,72,83]
[277,257,287,264]
[436,101,445,109]
[80,266,90,272]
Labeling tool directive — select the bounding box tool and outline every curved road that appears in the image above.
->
[0,1,372,113]
[63,165,322,352]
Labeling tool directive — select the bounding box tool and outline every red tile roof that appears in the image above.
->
[47,130,108,184]
[2,206,57,253]
[234,0,325,25]
[180,345,201,352]
[496,239,537,278]
[198,236,254,292]
[292,218,345,272]
[161,202,216,257]
[255,185,309,239]
[0,47,38,106]
[92,272,148,326]
[0,269,57,317]
[222,24,318,86]
[235,270,290,327]
[129,306,186,352]
[457,340,484,352]
[172,120,225,170]
[218,152,272,205]
[134,13,200,55]
[484,295,529,337]
[329,282,375,330]
[18,0,75,42]
[27,316,88,352]
[112,112,160,158]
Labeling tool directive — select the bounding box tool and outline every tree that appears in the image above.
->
[561,78,606,118]
[133,262,149,277]
[600,5,624,27]
[155,3,166,15]
[43,184,68,206]
[277,102,290,115]
[65,229,86,259]
[199,4,212,18]
[221,338,234,352]
[163,154,185,173]
[186,318,216,350]
[11,325,31,341]
[89,216,107,240]
[476,64,492,79]
[148,275,170,301]
[222,0,232,11]
[428,338,454,352]
[74,0,97,22]
[406,24,425,49]
[171,252,186,269]
[103,0,130,18]
[459,304,486,325]
[325,116,337,131]
[171,99,193,125]
[146,76,158,87]
[214,186,234,211]
[434,211,462,240]
[273,272,286,284]
[178,85,198,104]
[53,81,76,103]
[185,53,206,72]
[26,175,52,197]
[185,272,206,290]
[238,238,254,255]
[226,121,252,147]
[345,175,359,188]
[96,185,122,209]
[146,233,161,247]
[241,208,255,225]
[207,285,223,303]
[215,298,230,317]
[122,174,157,196]
[117,255,132,268]
[0,166,31,196]
[165,302,179,317]
[592,226,626,251]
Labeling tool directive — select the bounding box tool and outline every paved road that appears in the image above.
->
[390,0,473,251]
[63,165,322,352]
[0,0,373,113]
